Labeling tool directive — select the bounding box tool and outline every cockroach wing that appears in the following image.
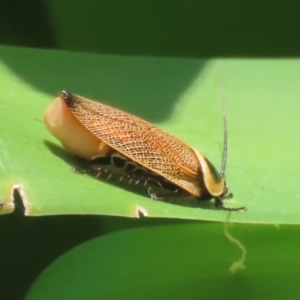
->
[64,92,203,197]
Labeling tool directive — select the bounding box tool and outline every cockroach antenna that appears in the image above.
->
[220,86,228,178]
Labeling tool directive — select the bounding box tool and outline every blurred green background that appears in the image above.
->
[1,0,300,58]
[1,1,300,299]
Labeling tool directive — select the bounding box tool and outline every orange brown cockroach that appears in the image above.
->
[44,90,246,211]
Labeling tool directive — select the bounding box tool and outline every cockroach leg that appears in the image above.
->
[72,167,89,174]
[148,187,160,200]
[214,197,246,212]
[147,186,181,201]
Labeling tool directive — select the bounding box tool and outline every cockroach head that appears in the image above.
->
[220,181,233,200]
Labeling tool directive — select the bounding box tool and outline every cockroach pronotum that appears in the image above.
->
[44,90,246,211]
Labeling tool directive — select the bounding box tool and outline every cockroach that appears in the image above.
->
[44,90,246,211]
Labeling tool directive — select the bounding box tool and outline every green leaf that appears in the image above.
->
[25,223,300,300]
[0,45,299,223]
